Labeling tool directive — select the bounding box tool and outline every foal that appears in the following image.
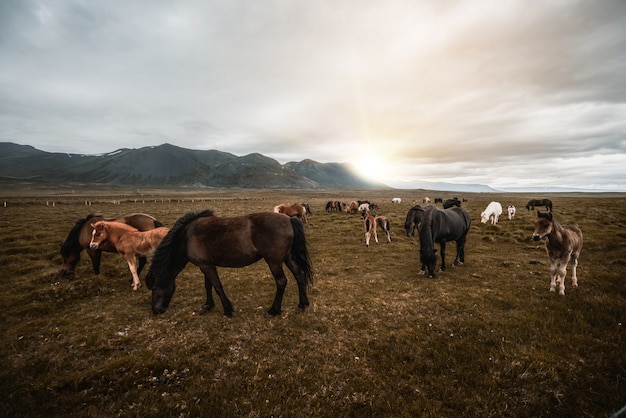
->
[532,211,583,295]
[90,221,169,290]
[363,213,391,246]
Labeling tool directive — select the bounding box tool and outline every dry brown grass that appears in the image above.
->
[0,188,625,417]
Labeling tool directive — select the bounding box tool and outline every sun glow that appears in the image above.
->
[352,154,392,183]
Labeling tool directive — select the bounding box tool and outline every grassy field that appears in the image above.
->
[0,188,624,417]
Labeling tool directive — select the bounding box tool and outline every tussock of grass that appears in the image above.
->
[1,190,625,417]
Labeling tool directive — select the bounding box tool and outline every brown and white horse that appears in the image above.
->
[90,221,169,290]
[274,204,307,223]
[532,211,583,295]
[363,213,391,246]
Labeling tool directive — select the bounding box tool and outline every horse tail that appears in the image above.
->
[289,217,314,288]
[146,209,214,289]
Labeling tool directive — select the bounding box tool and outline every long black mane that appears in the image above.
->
[146,210,214,289]
[419,207,438,266]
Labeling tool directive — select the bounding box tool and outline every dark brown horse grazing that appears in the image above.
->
[526,199,552,212]
[60,213,164,277]
[146,210,313,317]
[274,204,307,223]
[532,211,583,295]
[89,221,169,290]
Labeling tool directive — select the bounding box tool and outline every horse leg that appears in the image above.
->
[455,236,467,265]
[88,248,103,275]
[365,231,371,247]
[266,261,288,316]
[136,256,147,275]
[384,228,391,243]
[557,255,571,295]
[200,265,234,317]
[570,253,579,288]
[439,242,447,271]
[124,254,142,290]
[548,257,559,293]
[201,273,216,314]
[374,229,379,244]
[285,255,310,311]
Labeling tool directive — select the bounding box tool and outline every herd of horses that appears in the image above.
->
[59,196,582,317]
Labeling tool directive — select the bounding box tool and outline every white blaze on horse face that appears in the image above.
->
[89,228,99,249]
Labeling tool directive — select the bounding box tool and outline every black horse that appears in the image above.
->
[443,197,462,209]
[404,205,425,237]
[525,199,552,212]
[146,210,313,317]
[419,205,471,278]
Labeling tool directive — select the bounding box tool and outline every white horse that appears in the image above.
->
[358,203,370,213]
[391,197,401,203]
[508,205,516,220]
[480,201,503,225]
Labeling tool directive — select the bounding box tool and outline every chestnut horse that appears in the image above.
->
[89,221,169,290]
[532,211,583,295]
[274,204,307,223]
[60,213,164,277]
[146,210,313,317]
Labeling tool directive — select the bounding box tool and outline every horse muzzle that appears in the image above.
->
[532,234,541,241]
[89,243,98,250]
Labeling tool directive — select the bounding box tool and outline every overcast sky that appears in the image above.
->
[1,1,625,190]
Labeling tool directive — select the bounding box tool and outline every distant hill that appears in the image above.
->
[0,142,387,190]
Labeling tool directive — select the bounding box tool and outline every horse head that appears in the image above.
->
[532,211,553,241]
[89,221,107,249]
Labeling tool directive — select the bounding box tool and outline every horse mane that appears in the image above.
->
[419,206,437,264]
[147,210,214,288]
[60,213,104,256]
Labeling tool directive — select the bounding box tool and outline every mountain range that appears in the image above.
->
[0,142,387,190]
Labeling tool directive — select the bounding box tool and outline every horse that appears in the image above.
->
[532,211,583,295]
[376,216,391,244]
[60,213,165,278]
[526,199,552,212]
[434,198,443,204]
[363,213,391,246]
[363,213,377,247]
[89,221,169,290]
[346,201,359,214]
[300,203,312,215]
[146,210,313,317]
[404,205,425,237]
[443,197,461,209]
[358,202,370,213]
[325,201,343,212]
[480,201,503,225]
[508,205,516,220]
[391,197,402,204]
[423,197,431,204]
[274,204,307,224]
[418,205,471,278]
